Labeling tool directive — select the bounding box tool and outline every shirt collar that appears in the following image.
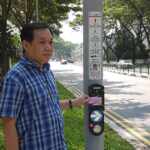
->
[20,56,50,72]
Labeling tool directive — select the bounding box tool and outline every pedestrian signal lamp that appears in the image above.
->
[88,84,104,136]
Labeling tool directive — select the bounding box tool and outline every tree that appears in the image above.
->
[103,0,150,63]
[0,0,12,75]
[0,0,82,75]
[9,0,82,33]
[54,36,77,60]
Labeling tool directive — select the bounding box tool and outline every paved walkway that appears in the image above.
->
[50,61,150,149]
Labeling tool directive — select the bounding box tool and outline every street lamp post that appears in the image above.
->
[25,0,27,23]
[35,0,39,22]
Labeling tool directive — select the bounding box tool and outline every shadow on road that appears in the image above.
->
[104,78,150,130]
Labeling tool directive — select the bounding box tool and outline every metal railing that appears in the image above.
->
[104,63,150,77]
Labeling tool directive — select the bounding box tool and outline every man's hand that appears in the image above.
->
[61,95,103,109]
[73,95,89,107]
[88,96,103,106]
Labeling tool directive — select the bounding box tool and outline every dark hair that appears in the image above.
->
[20,22,50,42]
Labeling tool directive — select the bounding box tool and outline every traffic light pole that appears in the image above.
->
[83,0,104,150]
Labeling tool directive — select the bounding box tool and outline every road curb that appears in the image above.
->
[105,109,150,148]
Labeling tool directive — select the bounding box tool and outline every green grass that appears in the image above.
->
[0,82,135,150]
[0,122,5,149]
[57,81,135,150]
[56,81,75,99]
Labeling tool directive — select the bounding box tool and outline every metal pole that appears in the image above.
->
[36,0,39,22]
[83,0,104,150]
[25,0,27,23]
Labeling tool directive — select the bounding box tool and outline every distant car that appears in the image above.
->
[67,58,74,63]
[117,60,133,69]
[60,59,67,64]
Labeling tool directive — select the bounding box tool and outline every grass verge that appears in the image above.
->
[0,122,5,149]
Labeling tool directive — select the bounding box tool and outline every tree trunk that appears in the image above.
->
[1,0,10,76]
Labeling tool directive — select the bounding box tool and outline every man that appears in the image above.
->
[0,23,88,150]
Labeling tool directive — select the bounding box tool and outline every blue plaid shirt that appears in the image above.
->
[0,57,67,150]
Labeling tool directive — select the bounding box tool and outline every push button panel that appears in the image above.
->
[88,84,104,136]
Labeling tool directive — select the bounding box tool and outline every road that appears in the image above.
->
[50,61,150,149]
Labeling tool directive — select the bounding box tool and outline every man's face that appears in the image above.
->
[24,28,53,65]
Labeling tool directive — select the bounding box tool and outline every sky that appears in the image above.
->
[60,12,83,44]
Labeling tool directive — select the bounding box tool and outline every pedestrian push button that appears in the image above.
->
[88,84,104,136]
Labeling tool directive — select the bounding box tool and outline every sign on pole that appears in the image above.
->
[89,11,103,81]
[83,0,104,150]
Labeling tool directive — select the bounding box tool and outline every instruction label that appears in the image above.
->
[88,11,102,80]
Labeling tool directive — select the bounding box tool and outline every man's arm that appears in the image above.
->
[2,118,19,150]
[60,95,88,110]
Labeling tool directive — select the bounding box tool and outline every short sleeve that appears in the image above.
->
[0,75,24,119]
